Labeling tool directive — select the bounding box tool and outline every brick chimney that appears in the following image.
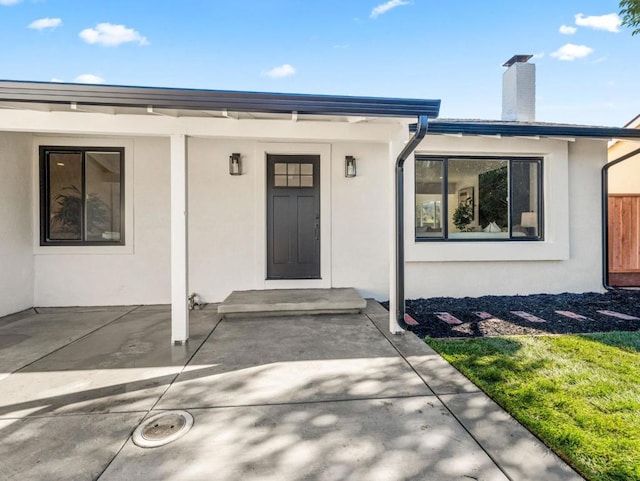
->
[502,55,535,122]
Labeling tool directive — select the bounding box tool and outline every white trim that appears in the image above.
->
[32,136,135,255]
[406,137,570,262]
[255,142,332,289]
[0,109,403,142]
[170,134,189,343]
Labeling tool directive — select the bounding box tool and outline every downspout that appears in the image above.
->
[395,115,429,330]
[601,146,640,290]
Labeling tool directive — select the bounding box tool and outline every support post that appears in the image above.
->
[170,133,189,344]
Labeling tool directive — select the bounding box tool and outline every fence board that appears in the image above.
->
[608,195,640,280]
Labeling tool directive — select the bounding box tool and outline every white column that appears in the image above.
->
[389,136,406,334]
[171,133,189,343]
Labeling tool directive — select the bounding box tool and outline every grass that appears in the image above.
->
[426,331,640,481]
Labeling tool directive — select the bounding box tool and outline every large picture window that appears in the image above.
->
[415,156,543,241]
[40,146,124,245]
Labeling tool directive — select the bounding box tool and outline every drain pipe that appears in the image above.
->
[601,146,640,290]
[395,115,429,331]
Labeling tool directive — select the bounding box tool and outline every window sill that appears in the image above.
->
[34,244,134,255]
[405,238,569,262]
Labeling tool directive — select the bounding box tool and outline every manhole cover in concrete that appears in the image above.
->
[132,411,194,448]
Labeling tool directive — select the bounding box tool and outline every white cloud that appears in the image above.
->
[370,0,409,19]
[551,43,593,61]
[50,77,64,82]
[264,64,296,78]
[0,0,21,5]
[79,23,149,47]
[28,18,62,30]
[74,74,105,84]
[532,52,545,60]
[559,25,577,35]
[575,13,621,33]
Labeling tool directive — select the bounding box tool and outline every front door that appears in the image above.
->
[267,154,320,279]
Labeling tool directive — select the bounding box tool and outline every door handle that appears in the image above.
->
[314,223,320,240]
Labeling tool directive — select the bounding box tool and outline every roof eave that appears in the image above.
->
[0,80,441,119]
[412,120,640,141]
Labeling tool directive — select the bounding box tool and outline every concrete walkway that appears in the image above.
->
[0,302,583,481]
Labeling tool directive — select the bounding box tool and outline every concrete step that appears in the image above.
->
[218,288,367,318]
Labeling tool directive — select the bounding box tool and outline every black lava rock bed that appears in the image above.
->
[383,290,640,339]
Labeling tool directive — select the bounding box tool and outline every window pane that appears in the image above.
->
[48,153,82,240]
[300,175,313,187]
[288,163,300,175]
[300,163,313,175]
[85,152,122,242]
[274,175,287,187]
[415,160,444,238]
[287,175,300,187]
[274,163,287,175]
[511,161,540,238]
[450,159,508,239]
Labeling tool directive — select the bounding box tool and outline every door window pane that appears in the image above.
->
[273,162,314,188]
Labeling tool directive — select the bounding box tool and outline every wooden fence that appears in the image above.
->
[608,194,640,286]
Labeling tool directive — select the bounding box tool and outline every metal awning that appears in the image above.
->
[414,119,640,140]
[0,80,441,119]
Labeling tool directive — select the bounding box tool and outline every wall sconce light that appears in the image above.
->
[229,153,242,175]
[345,156,356,178]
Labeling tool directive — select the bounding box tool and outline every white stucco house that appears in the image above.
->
[2,55,640,341]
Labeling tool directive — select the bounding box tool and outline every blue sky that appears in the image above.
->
[0,0,637,126]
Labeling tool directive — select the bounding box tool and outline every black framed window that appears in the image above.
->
[415,156,543,241]
[40,146,124,246]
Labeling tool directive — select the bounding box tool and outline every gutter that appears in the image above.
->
[395,115,429,331]
[602,146,640,290]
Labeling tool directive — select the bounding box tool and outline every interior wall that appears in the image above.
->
[0,132,34,317]
[34,136,171,306]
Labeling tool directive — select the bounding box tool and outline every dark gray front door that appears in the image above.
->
[267,154,320,279]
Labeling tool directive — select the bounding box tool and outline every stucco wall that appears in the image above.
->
[187,138,391,302]
[608,140,640,194]
[27,131,608,308]
[0,132,34,316]
[33,136,171,306]
[329,142,390,299]
[405,137,606,298]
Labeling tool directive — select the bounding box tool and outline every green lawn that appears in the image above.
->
[426,332,640,481]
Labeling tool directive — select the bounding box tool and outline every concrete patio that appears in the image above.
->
[0,301,583,481]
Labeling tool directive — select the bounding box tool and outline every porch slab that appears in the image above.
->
[100,398,509,481]
[0,412,144,481]
[217,287,367,317]
[0,306,220,418]
[0,301,584,481]
[156,313,432,409]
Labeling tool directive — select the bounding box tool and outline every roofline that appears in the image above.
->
[0,80,441,118]
[412,120,640,140]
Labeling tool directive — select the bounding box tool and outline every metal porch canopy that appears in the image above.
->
[416,119,640,140]
[0,80,441,118]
